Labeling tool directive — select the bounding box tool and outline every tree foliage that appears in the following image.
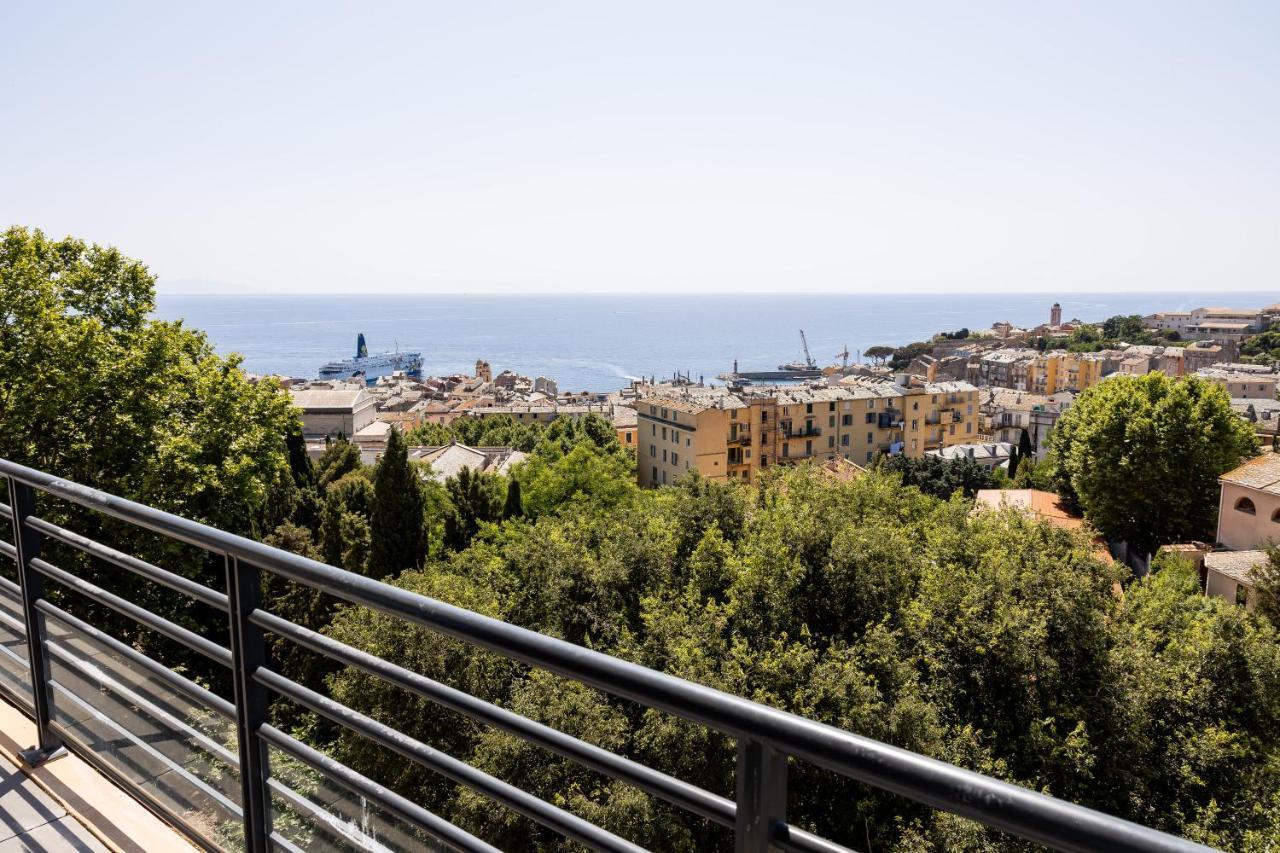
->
[369,426,427,578]
[1048,373,1258,554]
[877,454,999,499]
[325,466,1280,851]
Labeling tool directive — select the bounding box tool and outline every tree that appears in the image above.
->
[1101,314,1152,343]
[1018,427,1034,460]
[1007,445,1021,480]
[1257,549,1280,625]
[878,454,998,499]
[0,226,298,670]
[443,467,503,550]
[1048,373,1258,555]
[502,477,523,520]
[369,426,427,578]
[864,345,894,365]
[317,435,361,488]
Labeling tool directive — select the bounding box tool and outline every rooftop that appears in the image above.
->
[1203,550,1267,585]
[1219,454,1280,495]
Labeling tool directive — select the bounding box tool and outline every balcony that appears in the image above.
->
[728,432,752,447]
[0,457,1208,853]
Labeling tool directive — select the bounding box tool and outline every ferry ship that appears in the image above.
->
[318,333,423,384]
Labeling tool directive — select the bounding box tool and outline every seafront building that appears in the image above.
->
[635,380,980,487]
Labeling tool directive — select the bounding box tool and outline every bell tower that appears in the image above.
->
[1050,302,1062,327]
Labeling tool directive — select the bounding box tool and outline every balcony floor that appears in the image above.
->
[0,697,192,852]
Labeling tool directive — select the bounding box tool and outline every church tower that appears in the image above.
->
[1050,302,1062,327]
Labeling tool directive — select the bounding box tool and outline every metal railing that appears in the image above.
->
[0,457,1211,853]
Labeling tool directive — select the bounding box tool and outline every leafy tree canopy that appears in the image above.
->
[1048,373,1258,554]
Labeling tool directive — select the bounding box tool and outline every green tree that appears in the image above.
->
[1048,373,1258,554]
[316,435,362,488]
[0,226,298,667]
[878,454,998,499]
[1101,314,1153,343]
[369,426,427,578]
[502,477,523,519]
[443,467,504,551]
[864,345,894,365]
[1018,427,1034,459]
[1256,548,1280,625]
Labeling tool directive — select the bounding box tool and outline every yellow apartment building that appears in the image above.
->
[636,381,981,487]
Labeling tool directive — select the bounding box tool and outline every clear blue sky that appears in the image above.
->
[2,2,1277,294]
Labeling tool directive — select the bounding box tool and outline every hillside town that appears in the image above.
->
[275,299,1280,620]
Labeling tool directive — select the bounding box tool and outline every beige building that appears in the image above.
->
[1216,454,1280,550]
[1195,367,1278,400]
[290,385,378,439]
[978,349,1103,395]
[635,381,981,487]
[1203,550,1264,611]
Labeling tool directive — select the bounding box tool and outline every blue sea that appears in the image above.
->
[153,292,1276,393]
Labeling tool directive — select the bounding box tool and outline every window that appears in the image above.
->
[865,413,875,424]
[866,432,873,443]
[661,408,668,419]
[950,424,956,435]
[844,414,854,426]
[829,402,835,412]
[662,427,667,440]
[1236,584,1250,607]
[1236,496,1257,515]
[966,422,973,433]
[866,451,874,462]
[673,430,680,443]
[829,416,835,428]
[806,403,813,414]
[649,445,656,457]
[730,410,737,420]
[651,424,656,436]
[761,411,769,423]
[911,419,918,430]
[687,438,691,447]
[913,401,919,410]
[662,449,667,462]
[806,439,812,455]
[626,433,633,444]
[651,465,657,481]
[866,400,874,409]
[783,444,790,458]
[672,452,679,465]
[841,434,850,446]
[1271,507,1280,522]
[662,470,667,484]
[827,436,834,448]
[649,405,656,415]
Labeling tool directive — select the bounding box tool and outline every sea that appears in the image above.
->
[152,292,1276,393]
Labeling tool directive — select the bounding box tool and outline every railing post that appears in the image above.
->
[7,478,65,765]
[226,555,272,852]
[735,738,787,853]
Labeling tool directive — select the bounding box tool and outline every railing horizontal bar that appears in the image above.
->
[46,677,242,821]
[251,607,737,829]
[32,599,236,720]
[774,826,858,853]
[41,631,240,771]
[0,458,1212,853]
[266,777,385,853]
[0,500,10,517]
[25,516,228,611]
[259,723,499,853]
[0,574,19,597]
[29,556,232,668]
[255,666,644,853]
[0,538,15,562]
[266,830,308,853]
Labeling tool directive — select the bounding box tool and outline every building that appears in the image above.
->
[1050,302,1062,327]
[1194,367,1278,399]
[290,384,378,439]
[1233,398,1280,447]
[1144,307,1265,340]
[973,489,1112,562]
[635,380,981,487]
[981,389,1073,459]
[409,443,527,481]
[1216,454,1280,550]
[927,441,1015,469]
[977,349,1102,394]
[1203,550,1264,611]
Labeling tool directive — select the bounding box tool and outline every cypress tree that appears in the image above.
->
[503,477,523,519]
[1007,445,1021,480]
[369,427,427,579]
[1018,427,1034,460]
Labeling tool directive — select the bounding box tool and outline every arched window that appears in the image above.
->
[1271,507,1280,523]
[1235,496,1257,515]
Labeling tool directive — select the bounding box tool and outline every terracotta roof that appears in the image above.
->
[1219,454,1280,496]
[1204,550,1266,585]
[973,489,1112,561]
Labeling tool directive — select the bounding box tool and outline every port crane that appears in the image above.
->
[835,345,850,369]
[798,329,816,370]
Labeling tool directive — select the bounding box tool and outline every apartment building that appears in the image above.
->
[1195,367,1279,399]
[981,388,1073,459]
[978,350,1103,395]
[1144,307,1265,339]
[635,381,980,487]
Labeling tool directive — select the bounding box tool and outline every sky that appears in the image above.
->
[2,2,1277,295]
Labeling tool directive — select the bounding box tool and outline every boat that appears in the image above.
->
[318,333,423,384]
